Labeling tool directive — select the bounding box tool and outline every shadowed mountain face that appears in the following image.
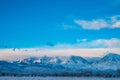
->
[0,53,120,77]
[69,56,89,64]
[100,53,120,63]
[96,53,120,67]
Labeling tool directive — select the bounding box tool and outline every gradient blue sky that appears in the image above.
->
[0,0,120,48]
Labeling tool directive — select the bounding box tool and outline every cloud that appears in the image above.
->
[60,23,76,30]
[74,15,120,30]
[0,38,120,60]
[90,38,120,48]
[0,48,120,61]
[49,38,120,48]
[76,38,87,42]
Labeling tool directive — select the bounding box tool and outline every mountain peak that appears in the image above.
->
[100,53,120,63]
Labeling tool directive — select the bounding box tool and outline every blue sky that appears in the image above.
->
[0,0,120,48]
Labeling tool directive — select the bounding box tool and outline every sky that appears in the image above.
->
[0,0,120,58]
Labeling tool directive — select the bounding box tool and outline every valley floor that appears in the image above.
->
[0,77,120,80]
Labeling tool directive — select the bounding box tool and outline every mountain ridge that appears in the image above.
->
[0,53,120,77]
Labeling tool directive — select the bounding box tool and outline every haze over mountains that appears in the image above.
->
[0,52,120,77]
[0,48,120,61]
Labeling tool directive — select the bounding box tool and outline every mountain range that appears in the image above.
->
[0,53,120,77]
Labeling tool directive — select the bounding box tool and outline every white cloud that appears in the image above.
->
[0,48,120,61]
[50,38,120,48]
[61,23,76,30]
[90,38,120,48]
[74,15,120,30]
[0,38,120,60]
[112,21,120,27]
[76,38,87,42]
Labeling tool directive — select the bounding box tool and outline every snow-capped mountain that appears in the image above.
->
[100,53,120,63]
[67,56,89,64]
[16,55,89,65]
[92,53,120,70]
[0,53,120,76]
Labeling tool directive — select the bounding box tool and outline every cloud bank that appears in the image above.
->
[0,48,120,61]
[48,38,120,49]
[0,38,120,60]
[74,15,120,30]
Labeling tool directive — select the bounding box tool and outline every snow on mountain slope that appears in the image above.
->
[92,53,120,70]
[58,56,90,70]
[0,53,120,76]
[67,56,89,64]
[16,55,89,65]
[100,53,120,63]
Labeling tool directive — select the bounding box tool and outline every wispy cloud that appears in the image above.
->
[48,38,120,48]
[61,23,75,30]
[74,15,120,30]
[76,38,88,42]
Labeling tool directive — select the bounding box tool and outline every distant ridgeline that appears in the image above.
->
[0,53,120,77]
